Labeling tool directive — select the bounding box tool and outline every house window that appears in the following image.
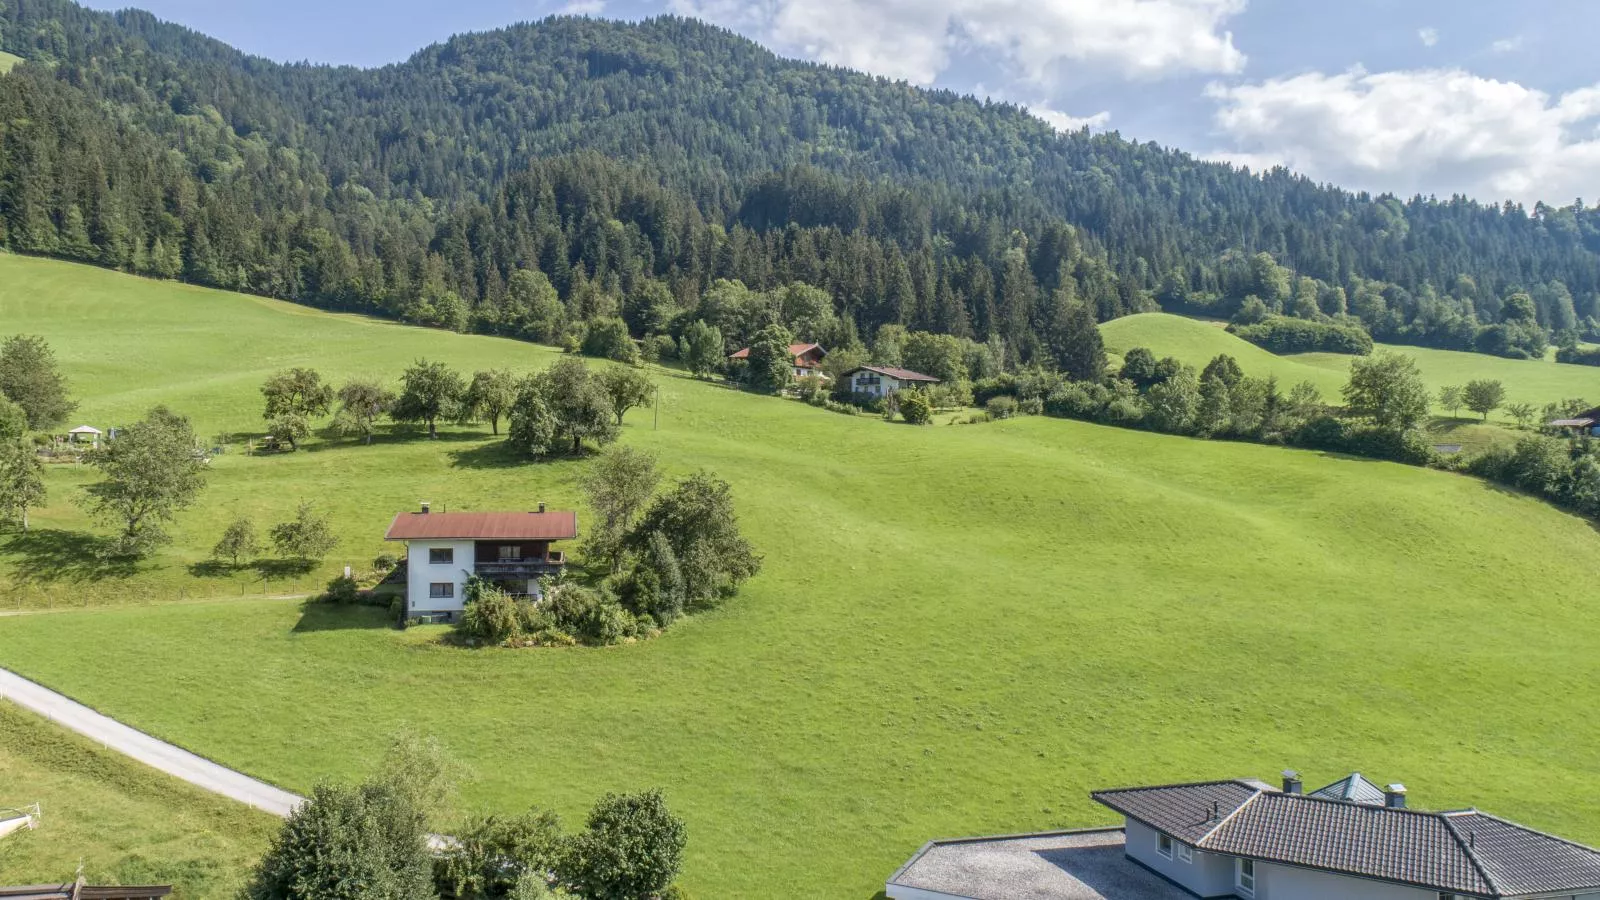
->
[1236,858,1255,895]
[498,545,520,561]
[429,582,454,599]
[428,547,453,565]
[1156,834,1173,859]
[1177,843,1193,864]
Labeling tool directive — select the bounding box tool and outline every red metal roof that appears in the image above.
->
[384,511,578,541]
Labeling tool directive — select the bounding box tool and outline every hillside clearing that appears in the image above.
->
[1100,313,1600,419]
[0,52,21,74]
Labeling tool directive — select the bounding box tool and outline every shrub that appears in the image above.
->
[1018,397,1044,416]
[899,391,933,425]
[648,334,679,363]
[389,597,403,625]
[793,374,828,402]
[1228,316,1374,355]
[985,396,1019,419]
[373,552,400,572]
[324,574,360,604]
[547,584,632,645]
[558,790,686,900]
[972,374,1020,405]
[1556,345,1600,367]
[1290,416,1434,465]
[459,580,524,645]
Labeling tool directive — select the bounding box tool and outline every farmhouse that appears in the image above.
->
[728,342,827,378]
[886,771,1600,900]
[384,504,577,622]
[842,365,940,398]
[1548,406,1600,435]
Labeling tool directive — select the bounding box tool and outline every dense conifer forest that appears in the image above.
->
[4,0,1600,364]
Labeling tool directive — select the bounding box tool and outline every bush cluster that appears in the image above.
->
[1228,316,1374,355]
[1468,435,1600,519]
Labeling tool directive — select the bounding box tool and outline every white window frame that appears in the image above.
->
[429,582,454,599]
[1156,833,1174,859]
[1177,843,1193,864]
[428,547,453,565]
[1236,858,1256,895]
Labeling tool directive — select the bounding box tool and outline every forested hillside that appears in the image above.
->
[4,0,1600,365]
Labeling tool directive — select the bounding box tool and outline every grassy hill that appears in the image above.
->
[0,701,277,895]
[0,52,21,74]
[1101,313,1600,418]
[3,257,1600,895]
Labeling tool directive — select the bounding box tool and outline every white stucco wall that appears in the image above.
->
[1124,820,1235,897]
[1251,860,1438,900]
[405,540,475,615]
[850,372,908,397]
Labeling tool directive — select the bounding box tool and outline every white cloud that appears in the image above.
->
[1418,27,1438,48]
[671,0,1247,87]
[560,0,606,13]
[1205,67,1600,204]
[1490,36,1524,54]
[1030,103,1112,132]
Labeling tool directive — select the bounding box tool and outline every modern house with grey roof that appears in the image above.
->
[886,772,1600,900]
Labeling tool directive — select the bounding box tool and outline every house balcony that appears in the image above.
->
[473,552,566,576]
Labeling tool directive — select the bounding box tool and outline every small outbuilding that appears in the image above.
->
[1549,406,1600,435]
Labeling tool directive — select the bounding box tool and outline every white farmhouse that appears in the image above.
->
[841,365,940,398]
[384,504,577,622]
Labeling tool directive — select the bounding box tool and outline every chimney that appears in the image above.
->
[1281,770,1302,795]
[538,502,546,514]
[1384,784,1407,809]
[420,501,430,515]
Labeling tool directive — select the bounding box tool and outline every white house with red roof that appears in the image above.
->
[842,365,940,397]
[727,342,827,378]
[384,503,578,621]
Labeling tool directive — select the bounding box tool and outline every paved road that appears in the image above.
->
[0,667,303,817]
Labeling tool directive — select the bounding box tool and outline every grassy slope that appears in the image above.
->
[1100,313,1600,417]
[4,258,1600,895]
[0,701,277,897]
[0,52,21,74]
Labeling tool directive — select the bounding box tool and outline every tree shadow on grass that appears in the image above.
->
[449,440,535,470]
[291,600,394,633]
[253,558,317,580]
[3,529,138,584]
[186,559,236,579]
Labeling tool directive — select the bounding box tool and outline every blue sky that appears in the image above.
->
[80,0,1600,205]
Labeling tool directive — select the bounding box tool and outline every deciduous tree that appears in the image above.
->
[744,323,795,394]
[1438,385,1465,418]
[0,441,46,533]
[596,367,654,426]
[271,501,338,563]
[392,359,466,439]
[580,446,660,573]
[1464,379,1506,421]
[82,406,206,557]
[558,790,686,900]
[681,321,724,379]
[464,369,517,435]
[212,516,259,566]
[332,379,395,444]
[626,472,760,610]
[261,368,333,421]
[1343,352,1429,431]
[0,335,75,430]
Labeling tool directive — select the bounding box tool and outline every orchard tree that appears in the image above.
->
[82,406,206,557]
[332,379,395,444]
[1506,402,1537,430]
[262,368,333,421]
[0,334,76,430]
[1343,352,1429,431]
[0,396,26,444]
[212,516,260,566]
[267,413,310,451]
[580,446,660,572]
[1464,379,1506,421]
[1438,385,1465,419]
[464,369,517,435]
[0,441,46,533]
[507,359,617,457]
[392,359,466,438]
[271,502,338,563]
[597,367,654,426]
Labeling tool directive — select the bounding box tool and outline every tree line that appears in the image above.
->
[4,3,1600,374]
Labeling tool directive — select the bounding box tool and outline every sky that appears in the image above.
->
[77,0,1600,207]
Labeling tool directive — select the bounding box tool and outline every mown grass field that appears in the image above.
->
[0,701,278,897]
[1100,312,1600,419]
[5,257,1600,896]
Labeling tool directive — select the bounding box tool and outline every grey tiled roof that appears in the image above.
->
[1091,780,1600,898]
[1308,772,1388,805]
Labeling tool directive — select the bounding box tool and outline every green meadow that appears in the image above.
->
[1100,312,1600,419]
[4,256,1600,896]
[0,52,21,74]
[0,701,278,896]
